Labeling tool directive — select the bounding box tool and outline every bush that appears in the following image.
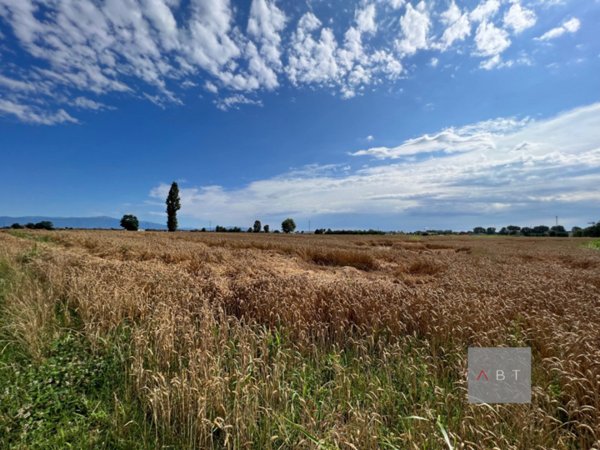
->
[10,223,23,229]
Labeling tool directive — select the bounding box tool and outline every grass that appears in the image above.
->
[586,239,600,249]
[0,249,160,449]
[0,332,154,449]
[0,230,598,448]
[7,229,57,244]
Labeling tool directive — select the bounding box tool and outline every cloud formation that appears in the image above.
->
[503,3,536,34]
[148,103,600,228]
[0,0,586,123]
[536,17,580,41]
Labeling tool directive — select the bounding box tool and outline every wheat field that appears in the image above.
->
[0,229,599,449]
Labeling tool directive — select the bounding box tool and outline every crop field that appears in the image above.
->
[0,230,599,449]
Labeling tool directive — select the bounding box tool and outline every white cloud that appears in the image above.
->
[140,0,179,51]
[396,1,431,56]
[429,57,439,67]
[563,18,581,33]
[356,3,377,34]
[0,99,78,124]
[480,53,532,70]
[214,94,263,111]
[475,21,511,57]
[184,0,241,71]
[536,17,581,41]
[437,1,471,51]
[503,3,537,34]
[246,0,287,89]
[287,5,402,99]
[72,97,112,111]
[287,13,340,86]
[351,116,528,158]
[0,73,36,91]
[147,103,600,227]
[470,0,501,23]
[387,0,405,9]
[480,54,502,70]
[204,80,218,94]
[366,134,375,142]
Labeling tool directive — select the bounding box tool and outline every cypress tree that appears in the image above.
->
[166,182,181,232]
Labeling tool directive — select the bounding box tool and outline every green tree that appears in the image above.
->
[507,225,521,235]
[473,227,486,234]
[253,220,262,233]
[549,225,568,237]
[120,215,139,231]
[34,221,54,230]
[263,224,269,233]
[10,223,23,229]
[583,222,600,237]
[281,218,296,234]
[166,182,181,232]
[486,227,496,235]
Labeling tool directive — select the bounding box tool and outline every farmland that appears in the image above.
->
[1,230,599,449]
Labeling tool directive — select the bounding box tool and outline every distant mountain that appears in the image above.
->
[0,216,167,230]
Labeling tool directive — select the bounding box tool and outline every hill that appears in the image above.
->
[0,216,166,230]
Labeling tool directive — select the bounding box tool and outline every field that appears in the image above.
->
[1,230,599,449]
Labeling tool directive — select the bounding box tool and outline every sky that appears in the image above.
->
[0,0,599,231]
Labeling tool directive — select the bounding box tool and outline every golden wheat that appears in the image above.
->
[1,230,599,449]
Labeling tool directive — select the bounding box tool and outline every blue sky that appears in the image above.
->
[1,0,599,231]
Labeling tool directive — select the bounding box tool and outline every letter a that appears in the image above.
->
[476,370,489,381]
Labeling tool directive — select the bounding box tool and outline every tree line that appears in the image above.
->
[120,182,298,234]
[471,223,600,238]
[8,221,54,231]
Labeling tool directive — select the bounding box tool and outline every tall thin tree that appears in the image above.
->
[166,182,181,232]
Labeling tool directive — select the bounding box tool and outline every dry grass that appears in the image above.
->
[1,230,599,449]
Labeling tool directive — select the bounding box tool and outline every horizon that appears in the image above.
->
[0,213,589,233]
[1,0,599,230]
